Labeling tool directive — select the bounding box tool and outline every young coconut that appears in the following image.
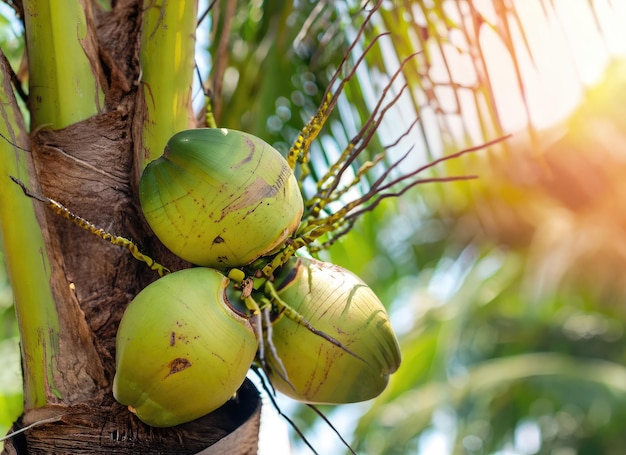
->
[139,128,304,269]
[261,256,401,404]
[113,267,258,427]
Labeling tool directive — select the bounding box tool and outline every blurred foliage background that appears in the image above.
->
[3,0,626,454]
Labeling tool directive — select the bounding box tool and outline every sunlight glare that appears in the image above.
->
[479,0,626,131]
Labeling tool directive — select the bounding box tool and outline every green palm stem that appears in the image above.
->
[138,0,198,168]
[0,54,60,410]
[13,0,107,409]
[23,0,104,130]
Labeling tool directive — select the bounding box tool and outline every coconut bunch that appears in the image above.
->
[113,128,401,427]
[111,1,506,427]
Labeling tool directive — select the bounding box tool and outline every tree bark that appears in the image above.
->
[4,380,260,454]
[2,1,261,452]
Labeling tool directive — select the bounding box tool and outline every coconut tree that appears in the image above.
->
[2,0,626,454]
[0,0,468,452]
[0,1,290,452]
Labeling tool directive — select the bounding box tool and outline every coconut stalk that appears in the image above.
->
[23,0,104,129]
[0,52,59,411]
[2,0,108,416]
[136,0,197,168]
[11,0,110,413]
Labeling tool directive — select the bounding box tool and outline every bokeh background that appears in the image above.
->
[2,1,626,454]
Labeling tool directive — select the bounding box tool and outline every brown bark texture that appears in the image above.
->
[2,1,261,453]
